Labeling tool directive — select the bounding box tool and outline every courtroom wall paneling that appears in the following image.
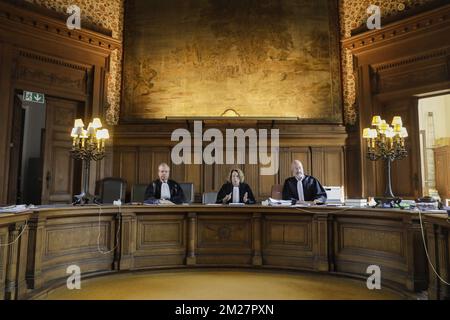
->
[196,214,253,265]
[342,4,450,198]
[262,214,315,270]
[379,99,422,199]
[113,147,139,194]
[0,2,120,204]
[0,206,439,299]
[0,226,7,300]
[29,210,117,290]
[111,143,345,202]
[41,97,84,204]
[312,147,345,187]
[333,214,410,288]
[434,146,450,200]
[133,213,187,269]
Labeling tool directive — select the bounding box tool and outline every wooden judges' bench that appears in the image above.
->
[0,205,448,300]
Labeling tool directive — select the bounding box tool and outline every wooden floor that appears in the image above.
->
[38,269,404,300]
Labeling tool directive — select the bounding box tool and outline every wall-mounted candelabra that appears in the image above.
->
[363,116,408,207]
[70,118,110,205]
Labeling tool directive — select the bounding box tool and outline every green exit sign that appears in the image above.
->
[23,91,45,104]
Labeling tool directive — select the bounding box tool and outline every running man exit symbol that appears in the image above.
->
[23,91,45,104]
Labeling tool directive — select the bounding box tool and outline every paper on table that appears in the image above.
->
[0,205,29,213]
[268,198,292,206]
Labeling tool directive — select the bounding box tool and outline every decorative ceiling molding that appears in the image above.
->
[372,48,450,73]
[0,1,121,53]
[342,4,450,51]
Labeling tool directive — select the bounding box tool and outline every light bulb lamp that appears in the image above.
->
[363,115,408,208]
[69,118,109,205]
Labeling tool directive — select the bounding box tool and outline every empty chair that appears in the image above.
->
[179,182,194,204]
[131,184,148,203]
[96,177,127,204]
[202,192,218,204]
[271,184,283,200]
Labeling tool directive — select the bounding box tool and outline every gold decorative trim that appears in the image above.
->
[372,48,449,72]
[0,1,121,52]
[342,4,450,50]
[19,50,90,72]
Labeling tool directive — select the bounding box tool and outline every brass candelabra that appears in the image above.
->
[363,116,408,207]
[69,118,110,205]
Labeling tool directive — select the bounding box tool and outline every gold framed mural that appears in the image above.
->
[122,0,342,122]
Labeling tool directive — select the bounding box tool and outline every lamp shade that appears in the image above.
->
[102,129,110,139]
[71,128,79,138]
[391,116,403,126]
[379,122,389,132]
[369,129,378,139]
[80,129,88,139]
[385,127,395,138]
[96,130,104,140]
[74,119,84,128]
[393,124,402,133]
[400,127,408,138]
[363,128,371,139]
[371,116,382,126]
[92,118,102,129]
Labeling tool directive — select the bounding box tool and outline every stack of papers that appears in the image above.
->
[345,199,368,207]
[268,198,293,206]
[0,205,29,214]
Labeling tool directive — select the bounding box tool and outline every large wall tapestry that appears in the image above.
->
[122,0,342,122]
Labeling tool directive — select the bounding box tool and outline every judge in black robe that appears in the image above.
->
[144,162,185,204]
[144,179,185,204]
[216,168,256,204]
[282,160,327,203]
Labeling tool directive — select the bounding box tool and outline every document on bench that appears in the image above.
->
[268,198,293,206]
[0,205,29,214]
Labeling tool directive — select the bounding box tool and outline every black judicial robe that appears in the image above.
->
[282,175,327,203]
[216,182,256,204]
[144,179,185,204]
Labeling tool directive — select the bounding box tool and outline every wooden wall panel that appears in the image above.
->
[434,146,450,200]
[343,4,450,198]
[0,2,120,204]
[112,143,345,202]
[114,148,138,193]
[0,227,7,300]
[324,147,345,187]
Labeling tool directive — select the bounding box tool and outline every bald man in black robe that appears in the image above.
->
[282,160,327,204]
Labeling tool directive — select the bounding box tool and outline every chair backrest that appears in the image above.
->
[131,184,148,203]
[202,192,218,204]
[271,184,283,200]
[179,182,194,203]
[97,178,127,204]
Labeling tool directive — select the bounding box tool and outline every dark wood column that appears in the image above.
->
[186,212,197,265]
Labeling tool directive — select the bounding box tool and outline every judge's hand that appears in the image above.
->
[159,199,174,205]
[243,192,248,203]
[223,193,232,203]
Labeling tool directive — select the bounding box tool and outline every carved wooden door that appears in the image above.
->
[41,97,82,204]
[7,95,24,204]
[380,98,422,199]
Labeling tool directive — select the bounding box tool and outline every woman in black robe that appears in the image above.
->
[216,168,256,204]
